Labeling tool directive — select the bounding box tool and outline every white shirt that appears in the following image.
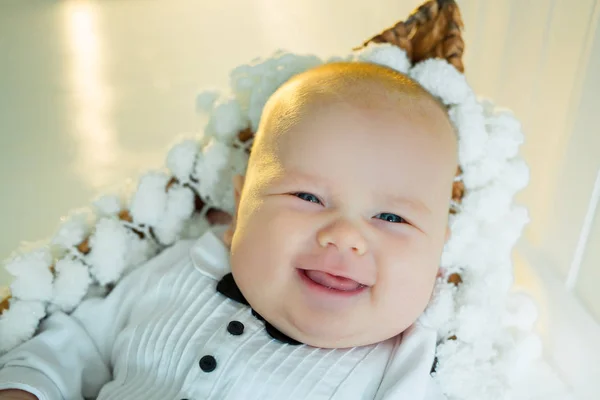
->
[0,230,445,400]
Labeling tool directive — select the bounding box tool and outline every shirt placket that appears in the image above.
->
[179,302,262,400]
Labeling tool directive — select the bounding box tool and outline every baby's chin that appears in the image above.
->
[280,316,404,349]
[265,302,409,349]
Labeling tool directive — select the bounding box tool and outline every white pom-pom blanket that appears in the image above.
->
[0,43,570,399]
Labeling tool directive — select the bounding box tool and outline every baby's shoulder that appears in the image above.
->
[137,229,230,283]
[123,238,199,287]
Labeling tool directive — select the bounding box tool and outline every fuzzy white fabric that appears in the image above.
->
[193,139,231,200]
[51,210,94,249]
[166,139,199,183]
[130,172,170,226]
[87,218,132,285]
[153,184,196,245]
[51,258,91,313]
[93,194,122,217]
[356,43,412,74]
[409,59,471,106]
[0,44,570,399]
[207,97,248,142]
[5,249,53,303]
[0,300,45,354]
[195,89,220,113]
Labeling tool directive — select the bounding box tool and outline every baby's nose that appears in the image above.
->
[317,219,368,256]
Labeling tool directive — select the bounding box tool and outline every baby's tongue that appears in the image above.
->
[305,270,361,291]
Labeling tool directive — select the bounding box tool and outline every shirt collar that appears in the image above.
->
[189,228,232,281]
[190,229,302,345]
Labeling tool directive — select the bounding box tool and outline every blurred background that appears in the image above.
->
[0,0,598,398]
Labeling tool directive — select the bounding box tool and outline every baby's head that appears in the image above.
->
[228,62,457,348]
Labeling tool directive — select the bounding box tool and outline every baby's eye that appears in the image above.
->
[375,212,406,224]
[293,192,322,205]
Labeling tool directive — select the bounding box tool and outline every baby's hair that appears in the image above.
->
[257,61,456,144]
[295,62,445,108]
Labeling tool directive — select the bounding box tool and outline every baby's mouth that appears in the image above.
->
[299,269,367,292]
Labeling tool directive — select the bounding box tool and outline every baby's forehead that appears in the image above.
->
[251,62,457,169]
[264,62,448,126]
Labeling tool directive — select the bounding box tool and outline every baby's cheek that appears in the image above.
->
[377,241,438,310]
[232,200,301,276]
[236,190,264,227]
[231,205,307,318]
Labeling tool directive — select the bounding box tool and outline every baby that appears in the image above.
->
[0,61,457,400]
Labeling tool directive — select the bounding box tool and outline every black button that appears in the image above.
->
[227,320,244,335]
[199,355,217,372]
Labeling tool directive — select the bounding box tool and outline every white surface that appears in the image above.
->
[515,246,600,400]
[0,0,599,397]
[566,169,600,290]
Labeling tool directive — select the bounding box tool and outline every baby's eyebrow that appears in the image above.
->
[279,170,330,188]
[384,194,431,216]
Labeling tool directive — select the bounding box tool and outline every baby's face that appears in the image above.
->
[229,63,457,348]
